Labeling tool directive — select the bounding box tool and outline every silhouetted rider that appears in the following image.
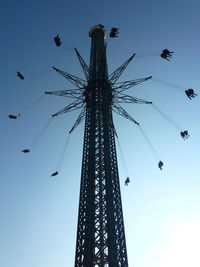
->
[160,49,174,61]
[110,27,119,38]
[185,89,197,100]
[158,161,163,170]
[8,114,17,119]
[22,149,30,153]
[180,130,190,140]
[124,177,130,186]
[51,171,58,177]
[17,72,24,80]
[54,35,62,47]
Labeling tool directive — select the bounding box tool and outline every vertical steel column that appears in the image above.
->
[74,25,128,267]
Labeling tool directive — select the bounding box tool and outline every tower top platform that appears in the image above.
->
[89,24,106,39]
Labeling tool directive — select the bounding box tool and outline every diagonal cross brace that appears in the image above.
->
[52,98,85,117]
[109,53,136,85]
[45,89,83,99]
[116,93,152,104]
[75,48,90,81]
[112,103,139,125]
[113,76,152,93]
[52,66,86,88]
[69,107,86,133]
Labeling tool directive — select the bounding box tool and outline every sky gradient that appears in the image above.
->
[1,1,200,267]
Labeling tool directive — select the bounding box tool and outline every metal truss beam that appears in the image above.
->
[75,48,90,81]
[52,66,86,88]
[109,53,136,85]
[69,107,86,133]
[45,89,83,99]
[52,98,85,117]
[113,76,152,93]
[113,103,139,125]
[116,93,152,104]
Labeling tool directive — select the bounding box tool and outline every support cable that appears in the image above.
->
[135,51,161,58]
[18,93,47,117]
[23,69,53,79]
[105,36,111,46]
[55,132,71,172]
[151,104,182,131]
[29,117,53,149]
[138,125,161,161]
[62,42,75,52]
[115,132,129,178]
[151,77,185,91]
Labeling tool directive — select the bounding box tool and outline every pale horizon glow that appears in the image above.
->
[152,219,200,267]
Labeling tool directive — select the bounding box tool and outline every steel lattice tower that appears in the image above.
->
[74,25,128,267]
[48,24,152,267]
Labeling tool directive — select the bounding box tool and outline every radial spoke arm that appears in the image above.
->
[113,76,152,93]
[115,93,152,104]
[75,48,90,81]
[52,66,86,88]
[69,107,86,133]
[112,103,139,125]
[109,53,136,85]
[52,98,85,117]
[45,89,83,99]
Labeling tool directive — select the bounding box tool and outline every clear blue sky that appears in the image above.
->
[1,1,200,267]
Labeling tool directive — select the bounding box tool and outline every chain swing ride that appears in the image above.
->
[8,24,197,267]
[10,25,196,177]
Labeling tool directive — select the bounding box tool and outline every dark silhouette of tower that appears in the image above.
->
[74,25,129,267]
[48,24,151,267]
[12,21,191,267]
